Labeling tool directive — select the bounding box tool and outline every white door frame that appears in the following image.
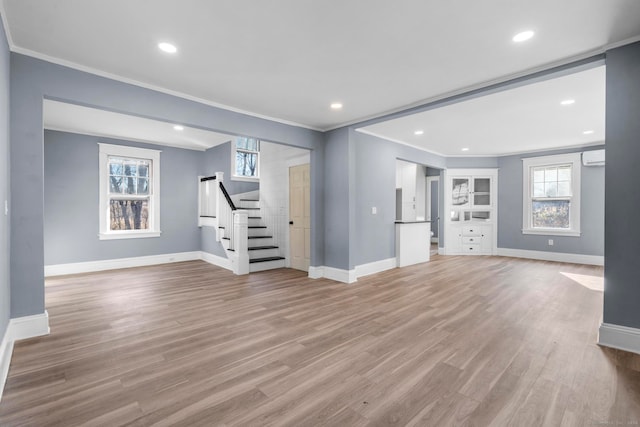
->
[426,176,439,243]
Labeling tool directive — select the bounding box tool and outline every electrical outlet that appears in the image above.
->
[548,239,554,246]
[371,207,377,215]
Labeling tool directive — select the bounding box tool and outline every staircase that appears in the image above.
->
[222,197,286,272]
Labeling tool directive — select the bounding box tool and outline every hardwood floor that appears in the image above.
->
[1,256,639,426]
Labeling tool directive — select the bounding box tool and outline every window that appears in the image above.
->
[231,137,259,181]
[99,143,161,239]
[522,153,581,236]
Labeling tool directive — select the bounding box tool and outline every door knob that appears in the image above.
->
[289,221,294,225]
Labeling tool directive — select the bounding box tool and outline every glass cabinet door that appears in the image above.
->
[473,177,491,207]
[451,178,470,206]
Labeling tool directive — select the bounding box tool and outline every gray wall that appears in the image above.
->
[43,131,202,265]
[0,18,10,339]
[604,41,640,329]
[352,131,446,267]
[498,146,605,256]
[202,142,260,195]
[10,53,324,318]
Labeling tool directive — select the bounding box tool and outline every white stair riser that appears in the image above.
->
[249,248,280,259]
[248,217,263,227]
[250,259,286,272]
[237,200,259,209]
[248,237,275,247]
[248,228,270,237]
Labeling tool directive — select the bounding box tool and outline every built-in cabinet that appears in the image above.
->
[444,169,498,255]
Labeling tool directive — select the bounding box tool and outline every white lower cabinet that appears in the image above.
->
[447,224,493,255]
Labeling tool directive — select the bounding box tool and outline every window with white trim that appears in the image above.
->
[99,143,161,240]
[231,137,259,181]
[522,153,581,236]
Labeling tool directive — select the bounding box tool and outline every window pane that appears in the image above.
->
[138,164,149,178]
[109,162,123,175]
[558,166,571,181]
[545,167,557,182]
[532,200,570,229]
[124,162,138,177]
[137,178,149,195]
[533,183,545,197]
[545,182,558,197]
[110,199,149,230]
[109,176,123,193]
[533,168,545,183]
[557,181,571,197]
[124,177,136,194]
[236,152,258,177]
[452,178,469,206]
[236,137,249,150]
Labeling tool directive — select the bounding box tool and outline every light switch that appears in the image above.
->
[371,207,377,215]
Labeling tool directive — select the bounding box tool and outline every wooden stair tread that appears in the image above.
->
[248,246,278,250]
[249,256,285,263]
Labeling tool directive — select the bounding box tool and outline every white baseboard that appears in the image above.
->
[309,258,396,283]
[599,323,640,355]
[354,258,397,278]
[438,248,445,255]
[200,251,232,271]
[308,265,355,283]
[496,248,604,266]
[45,251,202,277]
[308,266,324,279]
[0,326,14,402]
[9,311,50,342]
[324,266,356,283]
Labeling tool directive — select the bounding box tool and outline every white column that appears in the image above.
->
[232,210,250,275]
[214,171,224,241]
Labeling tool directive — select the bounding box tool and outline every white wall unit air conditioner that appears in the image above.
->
[582,149,605,166]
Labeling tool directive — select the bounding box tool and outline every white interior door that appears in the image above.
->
[289,163,310,271]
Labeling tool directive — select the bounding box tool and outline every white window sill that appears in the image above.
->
[522,229,581,237]
[99,231,161,240]
[231,175,259,183]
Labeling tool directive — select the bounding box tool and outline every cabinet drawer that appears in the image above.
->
[462,236,480,244]
[462,226,481,236]
[463,244,480,253]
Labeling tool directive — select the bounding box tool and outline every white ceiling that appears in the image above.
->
[3,1,640,131]
[43,100,232,151]
[359,65,606,156]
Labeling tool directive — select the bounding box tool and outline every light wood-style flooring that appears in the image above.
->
[1,256,639,426]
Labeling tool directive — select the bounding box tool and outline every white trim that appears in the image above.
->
[308,266,324,279]
[438,247,446,255]
[198,217,217,228]
[45,251,201,276]
[522,152,581,236]
[354,258,397,278]
[9,312,50,342]
[307,266,356,283]
[98,143,161,239]
[496,248,603,266]
[0,327,14,402]
[599,323,640,355]
[323,267,357,284]
[199,251,232,271]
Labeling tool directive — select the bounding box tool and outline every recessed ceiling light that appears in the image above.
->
[461,148,470,152]
[560,99,575,106]
[158,42,177,53]
[173,125,184,131]
[583,130,595,135]
[512,30,534,43]
[330,102,343,110]
[414,130,424,136]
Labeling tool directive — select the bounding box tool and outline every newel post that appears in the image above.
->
[214,171,224,241]
[232,210,250,275]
